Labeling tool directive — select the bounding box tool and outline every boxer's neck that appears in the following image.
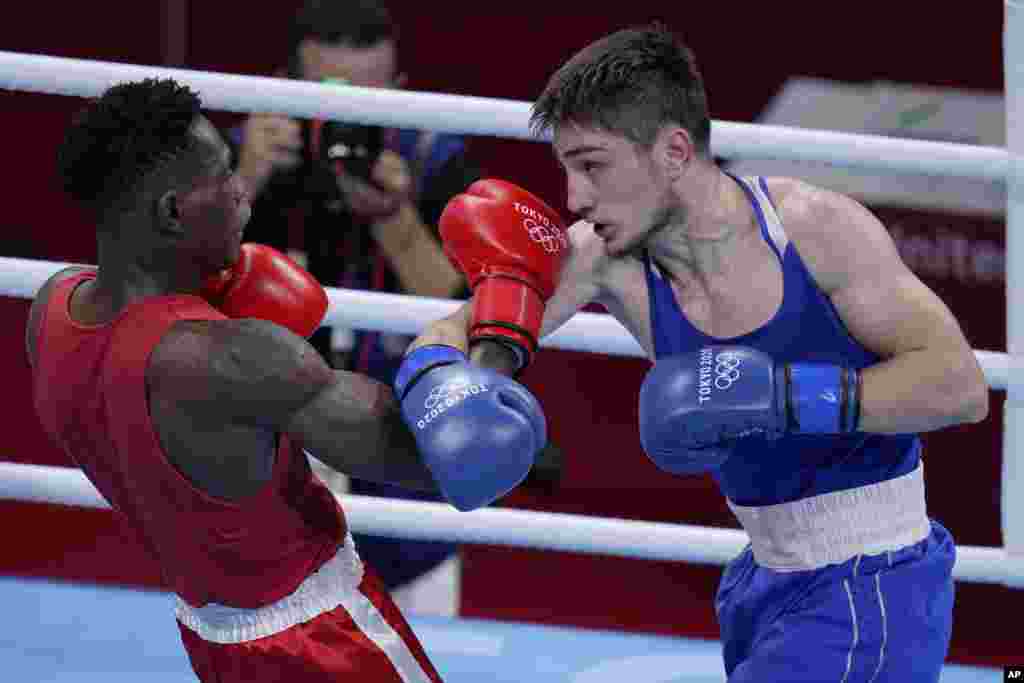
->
[87,237,206,318]
[648,169,758,285]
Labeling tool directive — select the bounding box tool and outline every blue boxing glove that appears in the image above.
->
[394,344,546,511]
[639,346,861,473]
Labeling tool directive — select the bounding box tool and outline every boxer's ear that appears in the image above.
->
[660,126,693,180]
[155,191,185,238]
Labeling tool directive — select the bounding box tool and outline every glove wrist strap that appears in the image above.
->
[785,363,861,434]
[470,276,543,366]
[394,345,467,400]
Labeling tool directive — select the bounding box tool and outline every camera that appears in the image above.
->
[317,121,383,183]
[306,78,384,184]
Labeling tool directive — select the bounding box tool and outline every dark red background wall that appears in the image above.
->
[0,0,1018,668]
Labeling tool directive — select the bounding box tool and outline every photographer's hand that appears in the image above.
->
[336,150,411,222]
[237,113,303,198]
[338,151,464,299]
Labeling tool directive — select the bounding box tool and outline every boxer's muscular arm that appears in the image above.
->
[537,220,608,339]
[149,318,437,491]
[776,178,989,433]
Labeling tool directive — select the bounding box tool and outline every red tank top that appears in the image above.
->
[31,271,345,608]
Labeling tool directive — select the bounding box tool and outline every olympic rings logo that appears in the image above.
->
[424,379,472,410]
[524,218,568,254]
[714,352,742,390]
[417,379,490,430]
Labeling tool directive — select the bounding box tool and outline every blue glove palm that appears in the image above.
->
[395,345,546,511]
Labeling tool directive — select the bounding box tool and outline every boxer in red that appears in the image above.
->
[27,78,545,682]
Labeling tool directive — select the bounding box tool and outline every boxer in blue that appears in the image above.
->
[427,23,990,682]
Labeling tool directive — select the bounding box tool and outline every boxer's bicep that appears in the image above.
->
[831,227,988,429]
[150,319,435,490]
[789,186,968,358]
[149,318,330,429]
[834,268,967,360]
[786,185,987,430]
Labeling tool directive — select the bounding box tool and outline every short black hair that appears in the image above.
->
[287,0,396,67]
[530,23,711,156]
[56,78,202,215]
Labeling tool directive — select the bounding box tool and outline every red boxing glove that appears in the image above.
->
[440,179,569,371]
[202,243,328,339]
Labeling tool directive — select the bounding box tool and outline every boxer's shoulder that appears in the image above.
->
[31,265,96,313]
[25,265,96,368]
[763,176,874,242]
[760,176,830,233]
[148,319,329,423]
[762,175,897,294]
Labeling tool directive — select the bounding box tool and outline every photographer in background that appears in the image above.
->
[229,0,482,617]
[236,0,471,310]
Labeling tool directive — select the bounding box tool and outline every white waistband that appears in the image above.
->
[175,533,364,644]
[727,461,930,572]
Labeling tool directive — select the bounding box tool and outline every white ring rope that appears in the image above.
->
[0,50,1009,182]
[0,256,1011,386]
[0,256,1011,385]
[1,462,1021,588]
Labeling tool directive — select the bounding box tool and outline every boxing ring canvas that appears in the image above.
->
[0,577,1001,682]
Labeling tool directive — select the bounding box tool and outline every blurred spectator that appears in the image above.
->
[228,0,481,617]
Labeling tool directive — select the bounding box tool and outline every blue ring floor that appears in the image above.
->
[0,576,1001,682]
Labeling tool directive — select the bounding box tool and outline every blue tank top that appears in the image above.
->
[643,174,920,506]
